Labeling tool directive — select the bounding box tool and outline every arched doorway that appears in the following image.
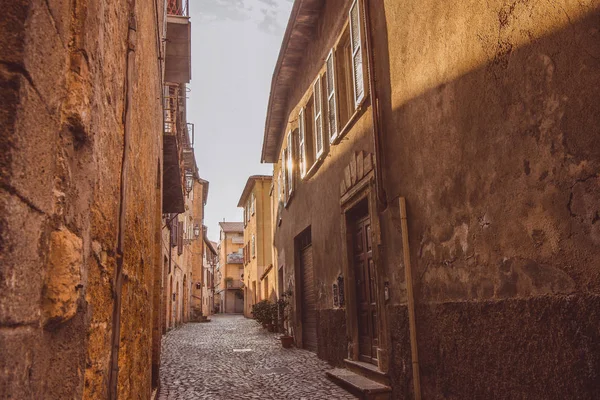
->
[175,280,180,325]
[183,274,188,322]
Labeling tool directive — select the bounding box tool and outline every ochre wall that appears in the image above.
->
[0,0,165,398]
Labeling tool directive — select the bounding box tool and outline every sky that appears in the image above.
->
[188,0,293,242]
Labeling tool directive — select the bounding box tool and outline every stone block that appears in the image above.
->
[42,227,83,327]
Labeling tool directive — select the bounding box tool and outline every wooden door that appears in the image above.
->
[300,244,318,352]
[354,214,379,364]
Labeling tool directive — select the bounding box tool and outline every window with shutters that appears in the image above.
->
[282,150,288,203]
[177,221,183,255]
[326,51,338,143]
[277,170,283,205]
[286,131,294,197]
[349,0,365,107]
[298,108,307,178]
[328,0,367,140]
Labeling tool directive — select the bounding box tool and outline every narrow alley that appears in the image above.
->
[159,316,357,400]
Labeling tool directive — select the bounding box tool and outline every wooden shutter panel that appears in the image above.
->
[287,131,294,195]
[326,50,338,142]
[313,77,324,157]
[170,216,178,247]
[299,108,307,177]
[349,0,364,107]
[177,221,183,255]
[282,152,288,203]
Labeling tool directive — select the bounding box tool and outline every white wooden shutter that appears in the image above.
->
[349,0,364,107]
[282,151,288,203]
[313,76,324,158]
[326,50,338,142]
[287,131,294,196]
[299,108,307,177]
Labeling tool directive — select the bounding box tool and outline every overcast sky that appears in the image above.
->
[188,0,293,242]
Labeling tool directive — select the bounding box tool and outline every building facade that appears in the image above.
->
[216,222,245,314]
[201,236,218,316]
[163,175,208,331]
[263,0,600,398]
[238,176,275,317]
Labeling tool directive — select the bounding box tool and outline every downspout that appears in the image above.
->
[399,198,422,400]
[108,5,136,399]
[363,0,387,210]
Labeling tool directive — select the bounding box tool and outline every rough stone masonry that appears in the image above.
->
[1,0,165,398]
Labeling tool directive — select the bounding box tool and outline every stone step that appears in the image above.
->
[326,368,392,400]
[344,359,391,386]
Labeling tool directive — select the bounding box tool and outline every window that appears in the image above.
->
[277,170,283,204]
[299,109,307,177]
[349,0,365,107]
[282,151,288,202]
[286,131,294,197]
[313,76,325,158]
[328,0,367,136]
[326,50,338,142]
[251,192,256,215]
[251,235,256,258]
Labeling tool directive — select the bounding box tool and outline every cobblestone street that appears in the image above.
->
[159,315,357,399]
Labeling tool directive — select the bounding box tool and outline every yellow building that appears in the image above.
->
[238,176,275,317]
[216,222,245,313]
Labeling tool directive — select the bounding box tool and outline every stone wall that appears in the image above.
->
[0,0,165,398]
[374,0,600,397]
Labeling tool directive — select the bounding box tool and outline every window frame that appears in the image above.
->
[298,108,307,178]
[349,0,365,108]
[326,49,338,143]
[286,130,294,198]
[313,76,325,159]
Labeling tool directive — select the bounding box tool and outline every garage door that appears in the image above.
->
[301,244,317,352]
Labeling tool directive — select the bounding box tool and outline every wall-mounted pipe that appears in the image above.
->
[399,197,422,400]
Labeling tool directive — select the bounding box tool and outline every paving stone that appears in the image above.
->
[160,314,357,399]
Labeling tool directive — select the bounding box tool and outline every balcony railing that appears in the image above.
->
[167,0,189,17]
[225,279,244,289]
[163,84,181,136]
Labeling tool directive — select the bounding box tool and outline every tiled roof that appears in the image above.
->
[219,222,244,233]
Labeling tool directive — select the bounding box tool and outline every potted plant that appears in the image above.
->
[251,300,271,328]
[277,290,294,348]
[267,302,278,332]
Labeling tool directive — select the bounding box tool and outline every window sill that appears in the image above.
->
[330,94,369,146]
[303,152,327,181]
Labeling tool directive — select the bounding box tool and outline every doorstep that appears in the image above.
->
[326,368,391,400]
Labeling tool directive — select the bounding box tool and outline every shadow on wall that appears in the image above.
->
[371,5,600,400]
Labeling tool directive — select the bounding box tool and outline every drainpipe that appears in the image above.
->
[108,6,136,399]
[399,198,422,400]
[363,0,387,210]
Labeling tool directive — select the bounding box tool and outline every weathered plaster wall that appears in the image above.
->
[373,0,600,397]
[0,0,165,398]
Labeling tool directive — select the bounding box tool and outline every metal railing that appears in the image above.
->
[167,0,189,17]
[163,84,180,136]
